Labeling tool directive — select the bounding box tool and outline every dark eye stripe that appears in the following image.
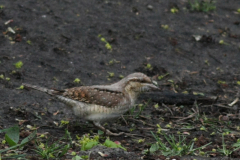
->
[129,78,150,83]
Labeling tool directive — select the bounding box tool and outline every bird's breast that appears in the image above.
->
[73,102,131,122]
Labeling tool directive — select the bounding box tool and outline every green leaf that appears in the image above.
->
[82,141,98,151]
[5,134,17,147]
[149,143,159,153]
[103,139,126,150]
[98,130,104,135]
[103,139,117,147]
[72,155,83,160]
[1,125,20,146]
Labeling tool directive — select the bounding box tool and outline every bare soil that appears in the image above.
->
[1,0,240,159]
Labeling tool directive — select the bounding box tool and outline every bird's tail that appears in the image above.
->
[23,83,77,107]
[22,83,56,95]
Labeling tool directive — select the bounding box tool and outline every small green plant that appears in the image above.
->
[60,120,69,127]
[14,61,23,69]
[218,134,240,156]
[148,131,211,156]
[0,74,4,79]
[0,125,36,158]
[78,134,99,151]
[78,134,126,151]
[200,126,207,131]
[165,123,172,128]
[161,25,169,30]
[237,81,240,85]
[17,85,24,89]
[26,40,32,45]
[107,72,115,78]
[145,63,152,70]
[219,40,229,45]
[188,0,216,12]
[217,80,226,85]
[156,124,162,134]
[170,7,179,13]
[128,101,149,118]
[158,73,169,80]
[99,35,112,50]
[105,43,112,50]
[137,139,145,143]
[73,78,81,83]
[33,130,70,159]
[135,103,147,118]
[119,75,124,79]
[108,59,120,65]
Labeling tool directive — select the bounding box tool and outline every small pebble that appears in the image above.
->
[147,5,153,10]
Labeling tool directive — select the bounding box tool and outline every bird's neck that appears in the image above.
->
[124,82,141,105]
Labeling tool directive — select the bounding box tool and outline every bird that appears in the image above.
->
[23,72,160,136]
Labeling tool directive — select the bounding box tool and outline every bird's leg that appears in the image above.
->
[93,121,124,136]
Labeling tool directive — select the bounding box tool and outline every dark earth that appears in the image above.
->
[1,0,240,159]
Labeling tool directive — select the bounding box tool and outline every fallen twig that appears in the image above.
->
[228,97,239,107]
[176,112,197,122]
[162,103,173,115]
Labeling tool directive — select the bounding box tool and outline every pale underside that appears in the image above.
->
[56,95,132,123]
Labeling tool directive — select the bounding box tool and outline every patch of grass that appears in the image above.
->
[188,0,216,12]
[217,134,240,156]
[33,130,71,159]
[128,101,149,118]
[147,131,211,157]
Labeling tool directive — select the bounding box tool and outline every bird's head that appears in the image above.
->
[117,72,160,93]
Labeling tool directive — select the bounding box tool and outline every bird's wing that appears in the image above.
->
[62,86,128,108]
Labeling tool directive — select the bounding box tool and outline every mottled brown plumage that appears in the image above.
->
[23,72,159,136]
[63,87,126,108]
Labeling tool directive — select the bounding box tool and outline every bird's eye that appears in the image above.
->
[129,76,151,83]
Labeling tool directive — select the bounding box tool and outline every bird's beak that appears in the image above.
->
[150,84,161,91]
[145,83,161,91]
